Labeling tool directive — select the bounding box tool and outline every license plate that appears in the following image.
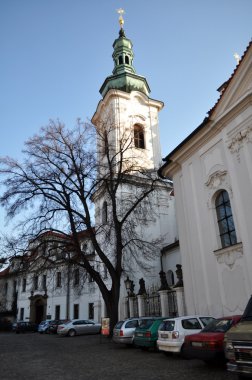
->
[137,333,143,337]
[161,334,168,339]
[192,342,203,347]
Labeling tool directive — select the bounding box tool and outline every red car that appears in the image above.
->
[183,315,241,363]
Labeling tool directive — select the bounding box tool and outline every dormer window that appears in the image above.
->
[134,124,145,149]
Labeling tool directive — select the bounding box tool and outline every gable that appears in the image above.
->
[211,43,252,121]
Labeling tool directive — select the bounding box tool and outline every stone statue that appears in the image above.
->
[158,270,170,290]
[174,264,183,287]
[138,278,147,295]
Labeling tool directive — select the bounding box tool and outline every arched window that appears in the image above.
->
[134,124,145,149]
[102,201,108,224]
[125,55,129,64]
[119,55,123,65]
[167,270,175,287]
[215,190,237,248]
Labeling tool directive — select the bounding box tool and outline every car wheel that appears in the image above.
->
[180,344,187,359]
[68,329,76,337]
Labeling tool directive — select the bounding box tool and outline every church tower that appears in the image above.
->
[91,12,179,319]
[92,13,164,172]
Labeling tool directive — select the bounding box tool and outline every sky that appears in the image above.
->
[0,0,251,233]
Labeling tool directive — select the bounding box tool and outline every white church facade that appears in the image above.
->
[159,40,252,317]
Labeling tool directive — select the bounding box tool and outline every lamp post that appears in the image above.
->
[124,276,132,318]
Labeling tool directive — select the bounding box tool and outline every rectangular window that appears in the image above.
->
[73,304,79,319]
[20,308,24,320]
[88,303,94,319]
[55,305,60,320]
[42,275,47,291]
[74,268,79,286]
[33,276,38,290]
[22,278,26,292]
[56,272,61,288]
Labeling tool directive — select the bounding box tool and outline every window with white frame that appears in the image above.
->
[215,190,237,248]
[134,124,145,149]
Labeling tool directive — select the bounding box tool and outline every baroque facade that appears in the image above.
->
[159,41,252,317]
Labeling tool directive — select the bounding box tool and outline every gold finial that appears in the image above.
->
[117,8,125,29]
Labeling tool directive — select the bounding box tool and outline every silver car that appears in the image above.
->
[57,319,101,337]
[113,317,154,345]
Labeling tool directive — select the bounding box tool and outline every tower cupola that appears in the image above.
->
[99,11,150,98]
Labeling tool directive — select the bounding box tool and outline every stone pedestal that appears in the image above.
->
[174,287,185,316]
[137,294,146,317]
[129,297,135,317]
[158,290,169,317]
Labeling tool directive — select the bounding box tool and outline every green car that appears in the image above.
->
[134,317,167,349]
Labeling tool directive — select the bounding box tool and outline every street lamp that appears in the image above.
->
[124,276,132,296]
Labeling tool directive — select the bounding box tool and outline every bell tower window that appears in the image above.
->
[102,201,108,224]
[125,55,129,64]
[119,55,123,65]
[134,125,145,149]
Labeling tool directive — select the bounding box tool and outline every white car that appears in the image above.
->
[57,319,101,337]
[157,315,215,355]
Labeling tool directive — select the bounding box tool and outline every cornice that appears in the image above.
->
[92,89,164,124]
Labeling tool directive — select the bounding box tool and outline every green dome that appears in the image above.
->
[99,29,150,98]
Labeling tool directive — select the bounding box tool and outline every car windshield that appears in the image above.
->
[158,320,175,331]
[201,318,233,333]
[114,321,124,329]
[138,319,155,329]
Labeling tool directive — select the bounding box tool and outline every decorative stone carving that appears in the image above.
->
[213,243,243,269]
[205,170,227,189]
[205,170,232,209]
[227,126,252,154]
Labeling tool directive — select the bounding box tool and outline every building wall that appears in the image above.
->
[171,95,252,318]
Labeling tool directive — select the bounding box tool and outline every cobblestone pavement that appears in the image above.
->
[0,332,238,380]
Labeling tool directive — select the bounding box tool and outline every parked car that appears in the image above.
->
[183,315,241,362]
[157,315,215,355]
[225,295,252,378]
[57,319,101,337]
[113,317,155,346]
[38,320,52,334]
[13,321,38,334]
[48,319,69,334]
[134,317,168,350]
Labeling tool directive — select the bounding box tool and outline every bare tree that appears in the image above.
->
[0,119,170,332]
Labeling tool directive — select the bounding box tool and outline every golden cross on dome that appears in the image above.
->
[117,8,125,28]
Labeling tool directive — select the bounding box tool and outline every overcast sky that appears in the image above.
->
[0,0,251,233]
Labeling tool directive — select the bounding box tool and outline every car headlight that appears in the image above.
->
[225,340,235,360]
